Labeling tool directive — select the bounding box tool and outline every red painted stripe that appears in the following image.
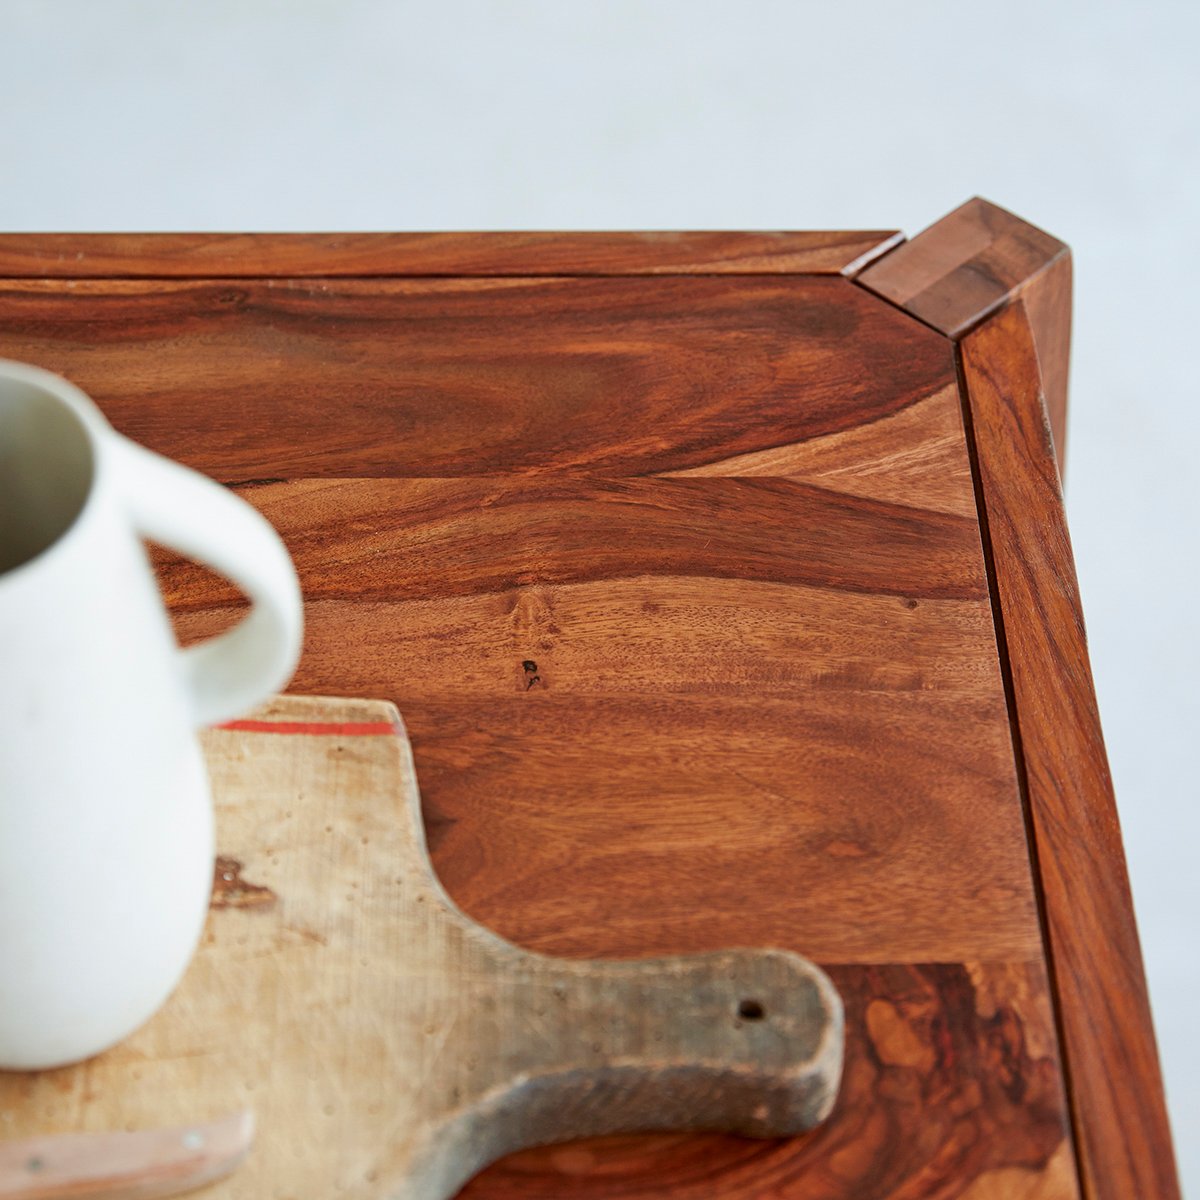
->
[218,719,400,736]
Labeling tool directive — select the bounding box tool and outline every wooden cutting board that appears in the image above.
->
[0,695,842,1200]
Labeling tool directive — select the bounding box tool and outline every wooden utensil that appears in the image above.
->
[0,696,841,1200]
[0,1112,253,1200]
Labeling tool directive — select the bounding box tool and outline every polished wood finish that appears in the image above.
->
[961,302,1179,1200]
[859,198,1072,465]
[155,474,1041,971]
[0,220,1112,1197]
[1,699,842,1200]
[665,382,976,517]
[0,276,948,480]
[1020,252,1072,467]
[856,199,1063,334]
[0,230,901,279]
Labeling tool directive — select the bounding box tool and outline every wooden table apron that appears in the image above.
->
[0,210,1177,1199]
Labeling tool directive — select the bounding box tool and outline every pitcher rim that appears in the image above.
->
[0,358,110,588]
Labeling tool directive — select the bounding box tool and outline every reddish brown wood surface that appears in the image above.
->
[961,302,1180,1200]
[859,198,1072,465]
[0,276,952,479]
[1020,253,1072,467]
[0,230,900,279]
[154,474,1040,969]
[0,241,1083,1197]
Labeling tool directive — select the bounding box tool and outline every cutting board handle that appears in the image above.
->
[406,945,843,1196]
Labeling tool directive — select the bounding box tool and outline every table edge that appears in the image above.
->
[0,230,902,279]
[853,198,1179,1200]
[4,206,1175,1196]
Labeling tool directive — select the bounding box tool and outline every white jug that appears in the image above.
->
[0,359,302,1069]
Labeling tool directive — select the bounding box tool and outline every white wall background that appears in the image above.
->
[2,0,1195,1188]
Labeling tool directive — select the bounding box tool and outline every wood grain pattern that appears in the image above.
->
[858,198,1072,466]
[665,382,976,517]
[856,199,1065,337]
[1021,252,1072,466]
[160,476,990,605]
[0,241,1089,1197]
[0,698,843,1200]
[0,276,951,480]
[961,302,1180,1200]
[0,231,901,279]
[152,474,1039,968]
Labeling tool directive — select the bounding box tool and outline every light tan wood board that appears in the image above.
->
[0,1113,254,1200]
[0,696,842,1200]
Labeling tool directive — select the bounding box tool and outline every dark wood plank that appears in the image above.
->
[0,276,953,480]
[858,198,1072,466]
[961,300,1180,1200]
[0,230,901,279]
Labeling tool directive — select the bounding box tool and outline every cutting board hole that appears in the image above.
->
[738,999,765,1021]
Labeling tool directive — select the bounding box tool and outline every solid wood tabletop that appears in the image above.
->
[0,207,1175,1199]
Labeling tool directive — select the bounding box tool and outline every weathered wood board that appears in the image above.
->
[0,696,842,1200]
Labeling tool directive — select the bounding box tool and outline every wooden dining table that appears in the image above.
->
[0,200,1178,1199]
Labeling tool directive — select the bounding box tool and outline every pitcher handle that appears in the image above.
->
[111,437,303,727]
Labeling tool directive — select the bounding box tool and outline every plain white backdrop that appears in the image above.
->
[2,0,1196,1188]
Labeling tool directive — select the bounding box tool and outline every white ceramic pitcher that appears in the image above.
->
[0,359,302,1069]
